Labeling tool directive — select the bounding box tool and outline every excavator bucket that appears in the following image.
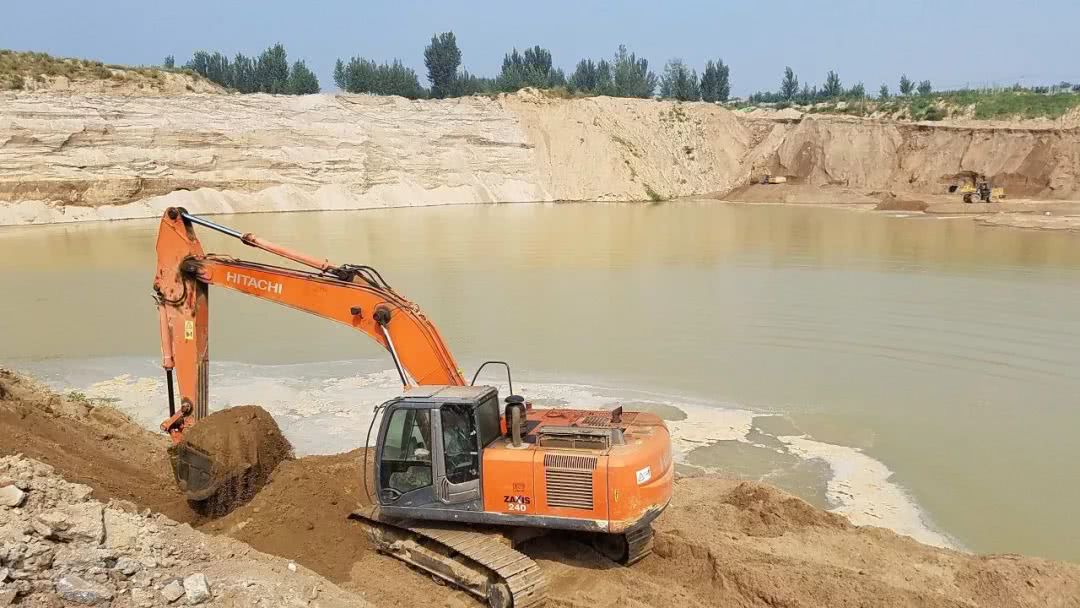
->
[170,405,292,514]
[171,442,216,500]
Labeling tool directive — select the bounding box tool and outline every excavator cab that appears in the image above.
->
[366,384,672,545]
[373,386,501,511]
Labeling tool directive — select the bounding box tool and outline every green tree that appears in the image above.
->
[569,59,597,92]
[231,53,257,93]
[287,60,320,94]
[780,66,799,100]
[163,55,175,69]
[424,31,462,99]
[568,58,615,95]
[447,68,493,97]
[333,59,347,90]
[899,74,914,95]
[848,82,865,98]
[822,70,842,98]
[700,59,730,102]
[256,43,289,94]
[659,58,700,101]
[594,60,616,96]
[879,83,890,99]
[185,51,210,79]
[612,45,657,98]
[496,45,565,92]
[917,79,932,95]
[335,56,424,99]
[184,51,231,87]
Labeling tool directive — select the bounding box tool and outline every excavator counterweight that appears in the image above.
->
[153,209,673,607]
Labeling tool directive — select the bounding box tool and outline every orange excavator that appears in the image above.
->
[153,208,673,608]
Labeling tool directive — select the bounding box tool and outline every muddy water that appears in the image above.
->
[2,202,1080,561]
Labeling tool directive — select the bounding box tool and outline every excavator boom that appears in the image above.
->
[154,207,464,439]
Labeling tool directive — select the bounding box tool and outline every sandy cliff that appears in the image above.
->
[745,114,1080,198]
[1,90,1079,226]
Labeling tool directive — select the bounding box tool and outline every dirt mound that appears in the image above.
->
[0,370,192,522]
[717,480,851,536]
[875,194,931,211]
[175,405,292,514]
[201,448,476,607]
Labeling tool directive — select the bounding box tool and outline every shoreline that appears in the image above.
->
[12,356,959,553]
[2,190,1080,234]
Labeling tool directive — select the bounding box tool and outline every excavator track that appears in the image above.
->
[624,525,655,565]
[350,511,547,608]
[593,525,655,565]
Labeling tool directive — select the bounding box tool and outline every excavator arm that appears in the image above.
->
[153,207,466,443]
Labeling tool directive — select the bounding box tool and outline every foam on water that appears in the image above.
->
[57,359,955,549]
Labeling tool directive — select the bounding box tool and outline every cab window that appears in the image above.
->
[380,408,433,496]
[440,403,479,484]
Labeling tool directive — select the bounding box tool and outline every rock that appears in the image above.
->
[52,546,109,571]
[30,519,53,538]
[0,568,7,582]
[0,589,15,607]
[130,569,153,589]
[130,589,156,608]
[71,484,94,502]
[65,502,105,545]
[161,580,184,603]
[56,574,114,605]
[114,556,141,576]
[36,511,69,536]
[104,510,141,549]
[4,543,28,566]
[0,487,25,508]
[287,561,297,573]
[183,573,211,605]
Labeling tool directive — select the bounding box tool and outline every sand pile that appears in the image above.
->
[3,369,1080,608]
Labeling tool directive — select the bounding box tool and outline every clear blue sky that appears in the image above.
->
[7,0,1079,96]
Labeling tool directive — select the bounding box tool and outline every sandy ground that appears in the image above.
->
[3,369,1080,607]
[715,183,1080,232]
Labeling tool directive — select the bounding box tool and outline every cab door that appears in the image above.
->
[433,402,481,506]
[375,405,436,507]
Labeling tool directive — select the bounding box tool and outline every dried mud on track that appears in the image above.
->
[4,368,1080,608]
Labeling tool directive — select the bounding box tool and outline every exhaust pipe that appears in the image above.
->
[504,395,526,448]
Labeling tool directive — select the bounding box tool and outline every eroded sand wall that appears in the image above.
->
[747,116,1080,198]
[2,91,1079,225]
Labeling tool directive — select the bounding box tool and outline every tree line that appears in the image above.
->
[750,67,932,104]
[172,34,730,102]
[169,43,319,94]
[175,35,1070,105]
[334,35,680,101]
